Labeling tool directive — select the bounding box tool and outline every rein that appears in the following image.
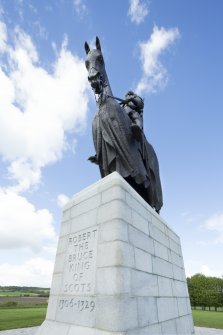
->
[106,95,125,104]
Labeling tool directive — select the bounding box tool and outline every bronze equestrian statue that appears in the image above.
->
[84,37,163,213]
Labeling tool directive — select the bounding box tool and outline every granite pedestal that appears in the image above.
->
[36,172,194,335]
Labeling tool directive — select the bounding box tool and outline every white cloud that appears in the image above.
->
[73,0,87,17]
[0,258,54,287]
[8,160,41,193]
[0,21,89,192]
[200,264,222,278]
[28,3,38,15]
[0,5,4,18]
[204,213,223,244]
[57,193,70,208]
[128,0,149,25]
[0,189,56,252]
[0,21,7,52]
[15,0,24,21]
[185,259,223,278]
[33,21,48,40]
[136,25,180,95]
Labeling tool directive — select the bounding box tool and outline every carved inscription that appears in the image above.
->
[56,296,96,325]
[58,298,95,312]
[62,226,98,295]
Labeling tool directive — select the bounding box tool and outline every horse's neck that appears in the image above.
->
[103,71,113,96]
[96,70,113,108]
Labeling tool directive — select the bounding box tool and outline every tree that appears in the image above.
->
[187,274,223,310]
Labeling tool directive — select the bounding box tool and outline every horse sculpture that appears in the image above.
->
[85,37,163,213]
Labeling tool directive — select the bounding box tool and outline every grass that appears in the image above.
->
[193,310,223,329]
[0,289,49,297]
[0,291,38,297]
[0,307,47,330]
[1,302,223,331]
[0,302,47,308]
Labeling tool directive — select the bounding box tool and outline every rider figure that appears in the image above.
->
[122,90,144,141]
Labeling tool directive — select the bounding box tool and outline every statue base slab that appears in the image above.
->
[36,172,194,335]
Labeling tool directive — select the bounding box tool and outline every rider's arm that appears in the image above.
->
[132,96,144,110]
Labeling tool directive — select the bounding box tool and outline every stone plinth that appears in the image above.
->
[36,172,194,335]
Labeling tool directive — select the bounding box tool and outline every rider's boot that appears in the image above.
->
[131,123,142,142]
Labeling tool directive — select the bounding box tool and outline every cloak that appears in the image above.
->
[92,97,163,211]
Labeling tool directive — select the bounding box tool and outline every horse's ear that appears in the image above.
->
[84,41,90,54]
[96,36,101,51]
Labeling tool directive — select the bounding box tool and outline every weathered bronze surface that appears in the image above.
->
[85,37,163,213]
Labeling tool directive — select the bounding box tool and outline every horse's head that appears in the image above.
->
[84,37,105,94]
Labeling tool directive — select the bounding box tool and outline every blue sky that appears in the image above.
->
[0,0,223,286]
